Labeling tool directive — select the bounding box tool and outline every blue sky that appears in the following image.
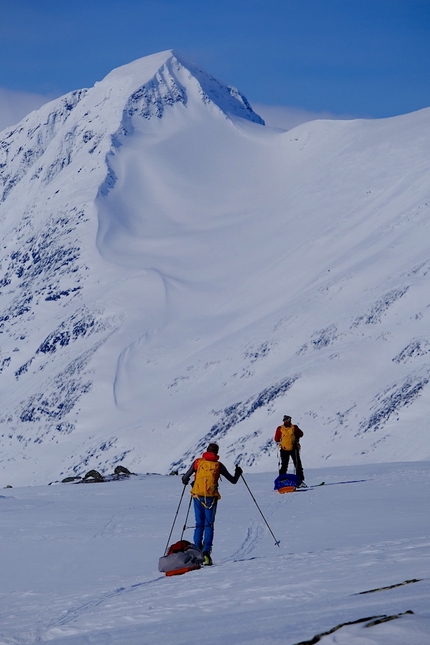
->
[0,0,429,129]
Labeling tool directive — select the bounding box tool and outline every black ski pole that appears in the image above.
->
[241,474,280,547]
[180,494,193,540]
[164,483,186,555]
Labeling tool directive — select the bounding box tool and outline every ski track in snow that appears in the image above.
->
[225,520,266,561]
[39,576,164,637]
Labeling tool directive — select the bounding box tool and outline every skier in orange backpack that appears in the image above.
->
[181,443,242,565]
[274,415,306,485]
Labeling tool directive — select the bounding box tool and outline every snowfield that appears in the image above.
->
[0,50,430,486]
[0,462,430,645]
[0,461,429,644]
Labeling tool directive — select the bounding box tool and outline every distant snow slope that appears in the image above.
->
[0,50,429,486]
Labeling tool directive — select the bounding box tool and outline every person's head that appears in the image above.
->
[207,443,219,455]
[283,415,292,425]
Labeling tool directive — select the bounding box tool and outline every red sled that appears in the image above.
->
[277,485,296,494]
[158,540,203,577]
[165,564,201,577]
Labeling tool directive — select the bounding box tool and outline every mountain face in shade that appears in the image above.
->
[0,50,429,486]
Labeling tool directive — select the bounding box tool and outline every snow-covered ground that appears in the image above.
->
[1,461,429,644]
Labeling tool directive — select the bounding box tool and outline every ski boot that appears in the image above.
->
[202,552,213,566]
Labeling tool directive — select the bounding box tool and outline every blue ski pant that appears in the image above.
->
[193,496,218,554]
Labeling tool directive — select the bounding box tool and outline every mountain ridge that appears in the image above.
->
[0,52,429,486]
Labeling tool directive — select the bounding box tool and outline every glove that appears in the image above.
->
[235,465,243,477]
[181,475,189,485]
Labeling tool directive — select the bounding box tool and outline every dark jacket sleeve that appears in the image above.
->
[219,462,241,484]
[181,462,195,485]
[294,425,304,439]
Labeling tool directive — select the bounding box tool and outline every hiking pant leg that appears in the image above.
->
[203,500,217,554]
[193,497,205,550]
[292,448,305,481]
[279,449,291,474]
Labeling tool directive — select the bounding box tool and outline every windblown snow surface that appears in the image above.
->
[0,49,430,487]
[0,463,429,644]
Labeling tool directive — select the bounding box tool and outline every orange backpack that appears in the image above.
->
[280,425,296,451]
[192,458,221,500]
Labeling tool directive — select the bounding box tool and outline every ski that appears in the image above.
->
[296,481,325,490]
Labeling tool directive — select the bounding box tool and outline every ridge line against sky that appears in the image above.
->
[0,1,429,130]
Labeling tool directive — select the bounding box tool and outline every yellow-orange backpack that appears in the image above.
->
[280,425,296,451]
[192,458,222,500]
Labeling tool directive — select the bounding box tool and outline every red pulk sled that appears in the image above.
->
[159,485,203,576]
[274,473,302,494]
[158,539,203,577]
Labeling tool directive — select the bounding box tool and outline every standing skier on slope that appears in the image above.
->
[181,443,242,566]
[274,415,306,486]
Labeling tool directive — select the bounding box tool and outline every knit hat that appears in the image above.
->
[207,443,219,454]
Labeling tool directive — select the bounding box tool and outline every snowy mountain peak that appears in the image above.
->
[99,49,264,126]
[0,49,263,203]
[0,51,429,487]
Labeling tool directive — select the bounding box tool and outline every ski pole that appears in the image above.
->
[180,494,193,540]
[241,474,280,547]
[164,483,186,555]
